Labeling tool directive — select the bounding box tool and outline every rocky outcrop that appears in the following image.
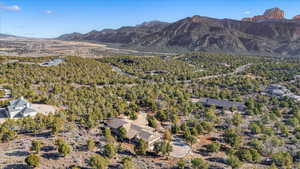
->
[242,8,285,22]
[264,8,285,19]
[293,15,300,20]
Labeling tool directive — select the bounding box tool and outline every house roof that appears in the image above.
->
[42,58,64,66]
[9,97,29,108]
[268,84,287,90]
[106,117,161,142]
[106,118,129,129]
[6,97,36,118]
[198,97,246,110]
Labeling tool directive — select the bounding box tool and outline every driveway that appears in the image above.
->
[170,136,191,158]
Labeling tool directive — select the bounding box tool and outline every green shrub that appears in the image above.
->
[227,155,242,169]
[272,152,292,168]
[191,158,209,169]
[87,139,96,151]
[121,157,134,169]
[207,142,221,153]
[30,140,43,154]
[104,144,116,158]
[25,154,40,168]
[89,154,108,169]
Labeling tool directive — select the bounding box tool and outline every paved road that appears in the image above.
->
[70,63,254,89]
[195,64,252,81]
[111,63,253,84]
[111,65,137,79]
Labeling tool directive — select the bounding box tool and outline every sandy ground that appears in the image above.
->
[0,127,101,169]
[31,104,58,115]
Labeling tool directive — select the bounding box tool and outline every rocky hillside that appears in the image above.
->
[57,21,170,44]
[58,8,300,57]
[135,16,300,56]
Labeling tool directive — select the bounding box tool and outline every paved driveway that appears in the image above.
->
[170,136,191,158]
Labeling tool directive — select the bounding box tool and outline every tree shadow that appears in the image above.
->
[207,157,227,165]
[41,145,56,152]
[108,164,120,169]
[209,165,225,169]
[67,165,89,169]
[95,150,105,157]
[29,131,52,138]
[194,147,210,156]
[3,164,30,169]
[41,152,61,160]
[118,149,135,156]
[75,144,87,152]
[146,151,159,157]
[5,151,30,157]
[208,137,219,142]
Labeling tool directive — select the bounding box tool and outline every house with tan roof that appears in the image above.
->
[105,117,161,150]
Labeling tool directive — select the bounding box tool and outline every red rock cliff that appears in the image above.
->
[242,8,285,22]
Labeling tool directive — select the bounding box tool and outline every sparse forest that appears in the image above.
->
[0,53,300,169]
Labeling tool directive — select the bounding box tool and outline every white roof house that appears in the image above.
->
[41,58,64,67]
[5,97,37,118]
[265,84,289,97]
[264,84,300,103]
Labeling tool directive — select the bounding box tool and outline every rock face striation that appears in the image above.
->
[242,8,285,22]
[58,8,300,57]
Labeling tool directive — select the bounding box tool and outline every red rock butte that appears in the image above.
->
[242,7,285,22]
[293,15,300,20]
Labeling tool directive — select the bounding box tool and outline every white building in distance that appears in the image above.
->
[4,97,37,118]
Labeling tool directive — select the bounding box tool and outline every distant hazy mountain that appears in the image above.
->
[58,8,300,57]
[0,33,16,38]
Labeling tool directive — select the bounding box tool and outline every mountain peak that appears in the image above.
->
[188,15,219,23]
[293,15,300,20]
[136,20,169,27]
[242,7,285,22]
[264,8,285,19]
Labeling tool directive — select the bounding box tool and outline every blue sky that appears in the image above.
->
[1,0,300,38]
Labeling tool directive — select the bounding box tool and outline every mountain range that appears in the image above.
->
[58,8,300,57]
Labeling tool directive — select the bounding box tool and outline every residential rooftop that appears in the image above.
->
[196,97,246,110]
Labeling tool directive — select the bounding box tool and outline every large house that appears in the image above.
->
[197,97,246,111]
[106,117,161,150]
[263,84,300,102]
[264,84,289,97]
[41,58,64,67]
[4,97,37,118]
